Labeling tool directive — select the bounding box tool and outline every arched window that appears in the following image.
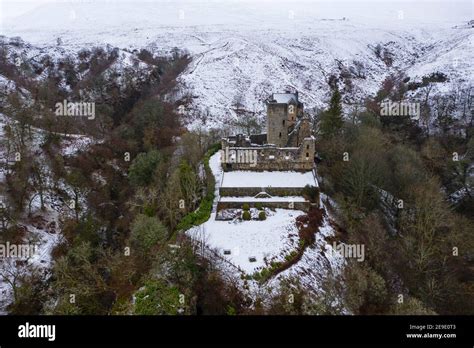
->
[282,120,285,126]
[279,132,282,138]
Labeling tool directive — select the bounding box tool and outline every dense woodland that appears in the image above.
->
[303,77,473,315]
[0,42,243,315]
[0,39,473,315]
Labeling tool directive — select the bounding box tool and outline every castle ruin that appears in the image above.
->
[221,91,316,171]
[217,91,319,213]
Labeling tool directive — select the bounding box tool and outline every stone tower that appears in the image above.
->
[297,116,311,145]
[266,91,303,147]
[300,137,315,162]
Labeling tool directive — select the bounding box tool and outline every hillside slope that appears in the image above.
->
[1,1,472,128]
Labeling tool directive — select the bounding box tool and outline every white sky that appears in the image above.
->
[0,0,472,44]
[1,0,472,19]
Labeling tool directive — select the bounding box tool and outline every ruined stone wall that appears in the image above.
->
[220,186,316,197]
[217,201,311,212]
[297,119,311,145]
[221,138,315,172]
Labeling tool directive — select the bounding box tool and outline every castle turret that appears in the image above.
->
[300,137,315,163]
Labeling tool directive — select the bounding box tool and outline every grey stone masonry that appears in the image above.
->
[217,91,319,213]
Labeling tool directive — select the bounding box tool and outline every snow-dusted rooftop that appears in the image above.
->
[270,93,298,104]
[221,171,317,188]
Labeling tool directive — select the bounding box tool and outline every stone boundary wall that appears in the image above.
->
[220,186,310,197]
[217,200,311,212]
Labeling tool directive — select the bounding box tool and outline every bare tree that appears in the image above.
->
[0,257,37,303]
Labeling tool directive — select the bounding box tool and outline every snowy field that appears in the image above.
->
[221,170,317,188]
[268,218,345,290]
[188,209,303,273]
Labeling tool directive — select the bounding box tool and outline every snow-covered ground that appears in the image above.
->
[267,217,345,295]
[221,170,317,188]
[188,209,303,273]
[0,205,64,314]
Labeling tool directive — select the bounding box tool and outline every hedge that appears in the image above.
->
[175,143,221,232]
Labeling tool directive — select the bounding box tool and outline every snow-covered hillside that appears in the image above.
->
[0,35,155,101]
[187,151,345,308]
[1,0,472,127]
[0,112,96,314]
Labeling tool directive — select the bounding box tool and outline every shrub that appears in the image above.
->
[258,211,266,220]
[128,150,161,187]
[242,211,251,220]
[285,250,299,262]
[253,268,270,282]
[226,306,237,315]
[130,214,168,251]
[270,261,281,271]
[255,202,263,210]
[242,203,250,211]
[302,185,319,203]
[42,132,61,149]
[407,72,448,91]
[299,227,313,246]
[134,280,180,315]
